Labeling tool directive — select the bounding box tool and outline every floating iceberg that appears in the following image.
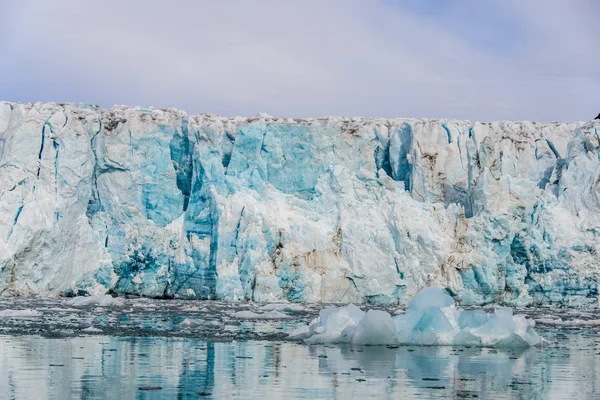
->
[290,287,542,348]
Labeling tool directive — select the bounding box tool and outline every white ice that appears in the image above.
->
[1,102,598,307]
[231,310,291,319]
[0,309,41,318]
[258,303,306,313]
[82,326,103,333]
[179,318,224,329]
[291,287,543,348]
[179,318,205,328]
[64,295,124,307]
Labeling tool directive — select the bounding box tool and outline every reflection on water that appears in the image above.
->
[0,331,599,399]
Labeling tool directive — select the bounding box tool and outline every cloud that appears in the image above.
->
[1,0,598,121]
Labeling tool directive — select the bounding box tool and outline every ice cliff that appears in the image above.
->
[0,102,599,306]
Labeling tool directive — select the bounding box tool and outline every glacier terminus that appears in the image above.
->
[0,102,599,306]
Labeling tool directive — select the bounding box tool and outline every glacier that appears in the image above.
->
[0,102,599,306]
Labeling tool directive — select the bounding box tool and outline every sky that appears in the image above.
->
[1,0,599,121]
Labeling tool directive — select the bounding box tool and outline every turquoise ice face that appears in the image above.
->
[0,102,598,305]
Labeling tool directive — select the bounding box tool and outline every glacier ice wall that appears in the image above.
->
[0,102,599,306]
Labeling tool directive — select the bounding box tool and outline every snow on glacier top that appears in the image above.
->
[0,101,586,127]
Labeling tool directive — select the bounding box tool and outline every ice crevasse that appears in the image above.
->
[288,287,543,347]
[0,102,599,306]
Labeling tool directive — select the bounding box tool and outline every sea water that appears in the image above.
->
[0,297,598,399]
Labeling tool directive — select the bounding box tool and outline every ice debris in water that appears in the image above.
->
[231,310,291,319]
[258,303,305,313]
[64,295,124,307]
[82,326,103,333]
[179,318,224,329]
[179,318,205,328]
[288,304,365,343]
[289,287,542,348]
[535,318,600,327]
[0,309,42,318]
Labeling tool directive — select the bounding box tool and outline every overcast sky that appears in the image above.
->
[1,0,599,121]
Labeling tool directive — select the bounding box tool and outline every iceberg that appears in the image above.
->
[290,287,543,348]
[0,102,599,306]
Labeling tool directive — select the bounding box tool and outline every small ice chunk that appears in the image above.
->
[535,318,600,327]
[179,318,223,329]
[42,307,80,312]
[82,326,103,333]
[259,303,305,313]
[179,318,205,328]
[204,320,224,329]
[65,295,124,307]
[261,311,291,319]
[231,310,290,319]
[304,304,365,344]
[232,311,261,319]
[0,309,41,317]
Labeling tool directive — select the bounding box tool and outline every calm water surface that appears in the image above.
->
[0,297,599,399]
[0,330,599,399]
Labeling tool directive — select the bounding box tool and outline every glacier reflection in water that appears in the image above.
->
[0,331,599,399]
